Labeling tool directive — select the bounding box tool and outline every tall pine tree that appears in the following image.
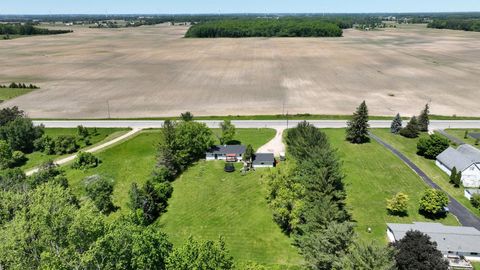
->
[418,104,430,132]
[346,101,370,144]
[390,113,403,134]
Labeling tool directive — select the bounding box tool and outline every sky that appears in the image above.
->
[1,0,479,15]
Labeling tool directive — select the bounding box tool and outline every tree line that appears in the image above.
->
[0,23,72,36]
[185,18,344,38]
[428,19,480,32]
[0,82,39,89]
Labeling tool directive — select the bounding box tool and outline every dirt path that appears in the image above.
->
[26,128,142,176]
[257,127,286,157]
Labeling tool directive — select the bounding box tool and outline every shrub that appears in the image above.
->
[399,117,420,138]
[11,151,26,167]
[54,135,78,154]
[71,152,100,169]
[416,134,449,159]
[386,192,409,216]
[34,135,55,154]
[471,194,480,209]
[449,167,462,188]
[84,175,115,214]
[77,125,89,139]
[419,189,449,217]
[0,140,13,169]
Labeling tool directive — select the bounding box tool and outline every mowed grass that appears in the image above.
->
[474,262,480,270]
[212,128,276,150]
[159,161,302,268]
[445,129,480,149]
[371,129,480,218]
[322,129,459,243]
[0,88,34,101]
[22,128,130,170]
[62,128,275,217]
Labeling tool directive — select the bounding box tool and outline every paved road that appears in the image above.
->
[25,128,141,176]
[33,119,480,130]
[370,132,480,230]
[435,129,465,145]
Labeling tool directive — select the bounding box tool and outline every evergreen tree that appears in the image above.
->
[399,117,420,138]
[390,113,403,134]
[180,111,194,122]
[346,101,370,144]
[418,104,430,132]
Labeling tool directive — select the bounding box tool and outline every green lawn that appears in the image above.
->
[473,262,480,270]
[371,129,480,218]
[445,129,480,149]
[159,161,303,268]
[322,129,458,243]
[0,88,34,101]
[212,128,276,150]
[22,128,130,170]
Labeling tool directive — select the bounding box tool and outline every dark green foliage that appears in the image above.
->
[471,194,480,209]
[34,135,56,154]
[334,241,396,270]
[449,167,462,188]
[390,113,403,134]
[0,117,44,153]
[77,125,90,139]
[11,150,26,167]
[84,175,115,214]
[417,104,430,132]
[0,23,72,35]
[243,144,255,163]
[393,230,448,270]
[0,106,25,126]
[416,134,449,159]
[0,140,12,169]
[53,135,78,154]
[428,19,480,32]
[28,160,68,189]
[346,101,370,144]
[464,130,469,139]
[180,111,194,121]
[399,117,420,138]
[186,18,343,38]
[285,121,329,161]
[129,181,173,225]
[1,82,39,89]
[0,168,27,193]
[419,189,449,217]
[71,152,100,169]
[219,120,236,145]
[166,237,234,270]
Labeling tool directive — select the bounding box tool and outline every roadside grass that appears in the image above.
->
[22,128,130,170]
[0,88,34,101]
[322,129,459,243]
[212,128,276,150]
[371,129,480,218]
[445,129,480,149]
[159,161,303,268]
[473,262,480,270]
[62,128,275,217]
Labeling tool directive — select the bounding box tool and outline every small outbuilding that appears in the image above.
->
[252,153,275,168]
[436,144,480,188]
[206,145,246,162]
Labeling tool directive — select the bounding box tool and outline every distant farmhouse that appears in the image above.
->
[436,144,480,188]
[387,222,480,262]
[205,145,275,168]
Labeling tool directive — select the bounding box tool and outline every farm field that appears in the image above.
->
[322,129,459,243]
[371,129,480,218]
[63,128,275,216]
[21,128,130,170]
[1,24,480,118]
[0,88,34,101]
[445,129,480,148]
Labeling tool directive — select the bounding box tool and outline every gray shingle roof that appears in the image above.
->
[387,222,480,254]
[207,145,246,155]
[253,153,275,165]
[436,144,480,171]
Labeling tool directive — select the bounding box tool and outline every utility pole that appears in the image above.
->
[286,111,289,129]
[107,100,111,119]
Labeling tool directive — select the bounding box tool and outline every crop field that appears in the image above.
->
[1,24,479,118]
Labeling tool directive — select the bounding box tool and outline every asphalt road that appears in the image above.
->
[370,132,480,230]
[32,119,480,130]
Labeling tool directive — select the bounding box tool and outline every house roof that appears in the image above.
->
[207,145,246,155]
[436,144,480,171]
[253,153,275,165]
[466,189,480,196]
[387,222,480,254]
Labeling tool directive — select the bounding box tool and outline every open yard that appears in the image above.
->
[445,129,480,148]
[322,129,459,243]
[0,88,34,101]
[371,129,480,218]
[1,24,480,118]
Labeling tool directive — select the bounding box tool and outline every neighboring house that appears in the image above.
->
[387,222,480,262]
[465,189,480,200]
[436,144,480,188]
[252,153,275,168]
[206,145,246,162]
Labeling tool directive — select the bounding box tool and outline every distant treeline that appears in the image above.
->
[185,18,344,38]
[428,19,480,32]
[0,24,72,36]
[0,83,39,89]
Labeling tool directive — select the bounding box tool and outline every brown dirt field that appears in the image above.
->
[1,24,479,118]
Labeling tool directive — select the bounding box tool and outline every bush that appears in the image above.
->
[399,117,420,138]
[419,189,449,217]
[34,135,55,154]
[416,134,449,159]
[11,151,26,167]
[71,152,100,169]
[471,194,480,209]
[84,175,115,214]
[54,135,78,154]
[386,192,409,216]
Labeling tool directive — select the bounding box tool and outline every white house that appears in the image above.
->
[252,153,275,168]
[436,144,480,188]
[205,145,246,162]
[387,222,480,262]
